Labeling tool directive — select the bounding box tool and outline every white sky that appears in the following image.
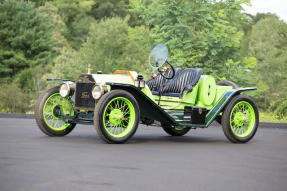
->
[243,0,287,22]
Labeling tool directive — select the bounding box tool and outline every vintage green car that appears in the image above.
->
[35,44,259,143]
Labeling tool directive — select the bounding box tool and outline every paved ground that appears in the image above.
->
[0,118,286,191]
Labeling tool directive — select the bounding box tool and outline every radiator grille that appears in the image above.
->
[75,82,95,109]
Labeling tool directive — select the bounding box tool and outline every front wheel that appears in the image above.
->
[221,94,259,143]
[94,90,140,143]
[35,86,76,136]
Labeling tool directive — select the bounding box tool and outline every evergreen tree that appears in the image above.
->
[0,0,54,81]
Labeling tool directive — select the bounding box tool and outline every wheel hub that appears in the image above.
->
[109,109,124,125]
[234,112,246,126]
[52,105,63,119]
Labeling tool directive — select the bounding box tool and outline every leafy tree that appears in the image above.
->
[38,2,71,53]
[90,0,129,20]
[0,0,54,81]
[248,16,287,110]
[50,50,86,80]
[131,0,249,80]
[49,17,151,80]
[52,0,95,48]
[79,17,151,75]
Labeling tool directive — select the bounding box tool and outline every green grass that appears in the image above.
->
[260,111,287,123]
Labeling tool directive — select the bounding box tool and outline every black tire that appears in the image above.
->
[161,123,190,136]
[94,90,140,144]
[35,86,76,137]
[216,80,239,124]
[221,94,259,143]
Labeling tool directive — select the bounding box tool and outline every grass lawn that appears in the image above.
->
[260,111,287,123]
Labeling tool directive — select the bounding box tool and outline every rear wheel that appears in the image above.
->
[94,90,140,143]
[35,86,76,136]
[221,94,259,143]
[161,123,190,136]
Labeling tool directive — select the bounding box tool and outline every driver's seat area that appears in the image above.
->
[147,68,202,98]
[146,67,181,93]
[160,68,202,97]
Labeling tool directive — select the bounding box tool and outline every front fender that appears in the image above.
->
[106,83,177,125]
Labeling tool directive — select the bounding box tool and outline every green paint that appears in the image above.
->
[102,97,136,138]
[198,75,216,106]
[213,85,233,104]
[43,93,74,131]
[141,85,156,103]
[230,101,256,137]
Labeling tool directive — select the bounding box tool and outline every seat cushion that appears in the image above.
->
[160,68,202,97]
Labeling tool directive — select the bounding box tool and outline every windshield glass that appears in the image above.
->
[149,44,168,71]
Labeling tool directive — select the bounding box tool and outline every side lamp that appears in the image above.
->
[135,74,145,88]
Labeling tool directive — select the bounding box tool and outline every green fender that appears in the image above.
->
[106,83,177,125]
[205,87,257,126]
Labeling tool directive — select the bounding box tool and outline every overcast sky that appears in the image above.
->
[242,0,287,22]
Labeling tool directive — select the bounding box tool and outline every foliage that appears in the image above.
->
[13,64,50,97]
[52,0,95,48]
[37,2,71,53]
[0,0,54,81]
[50,50,86,80]
[0,83,31,113]
[269,98,287,120]
[131,0,249,80]
[91,0,129,20]
[78,17,151,75]
[248,16,287,109]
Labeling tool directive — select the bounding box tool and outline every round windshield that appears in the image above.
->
[149,44,168,71]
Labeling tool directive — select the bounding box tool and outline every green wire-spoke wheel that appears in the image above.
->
[221,94,259,143]
[94,90,140,144]
[35,87,76,136]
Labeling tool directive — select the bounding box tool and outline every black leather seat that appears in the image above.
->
[147,68,202,97]
[160,68,202,97]
[146,67,181,92]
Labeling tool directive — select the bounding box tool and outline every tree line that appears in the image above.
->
[0,0,286,119]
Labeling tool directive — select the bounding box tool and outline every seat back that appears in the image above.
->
[160,68,202,95]
[146,68,181,92]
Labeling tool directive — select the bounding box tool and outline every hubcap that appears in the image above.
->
[52,105,63,119]
[109,109,124,125]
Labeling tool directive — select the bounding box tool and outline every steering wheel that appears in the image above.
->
[157,60,175,80]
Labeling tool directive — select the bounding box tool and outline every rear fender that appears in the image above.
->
[205,88,257,126]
